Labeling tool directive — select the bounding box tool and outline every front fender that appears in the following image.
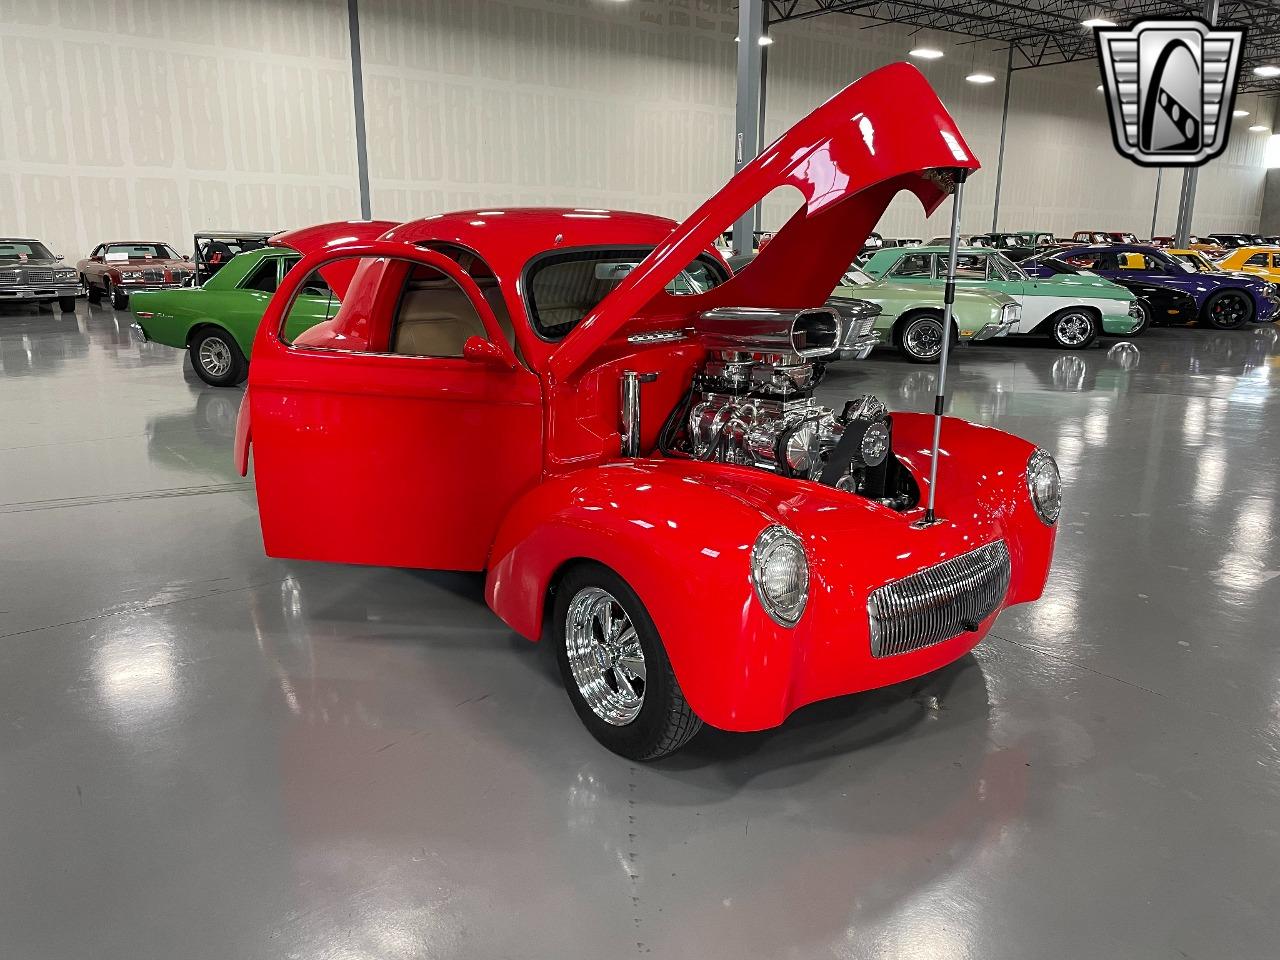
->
[485,461,791,729]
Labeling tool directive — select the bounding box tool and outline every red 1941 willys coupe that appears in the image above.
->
[236,64,1059,759]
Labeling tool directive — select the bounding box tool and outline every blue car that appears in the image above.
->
[1028,244,1277,330]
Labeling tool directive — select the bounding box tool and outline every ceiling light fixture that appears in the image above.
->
[1253,65,1280,77]
[1234,109,1250,117]
[1096,84,1104,91]
[909,46,944,59]
[1082,17,1116,27]
[966,72,996,84]
[1250,124,1270,132]
[758,34,773,45]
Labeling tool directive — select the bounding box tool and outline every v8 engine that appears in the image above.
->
[657,306,919,510]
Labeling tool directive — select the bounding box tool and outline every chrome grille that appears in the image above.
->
[141,268,164,281]
[24,268,53,283]
[867,540,1011,658]
[0,271,17,285]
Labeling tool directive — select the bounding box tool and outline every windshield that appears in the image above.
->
[1173,252,1219,272]
[991,252,1027,279]
[0,240,54,261]
[525,247,728,340]
[105,243,180,260]
[841,267,874,286]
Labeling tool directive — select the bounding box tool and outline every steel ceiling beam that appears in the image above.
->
[764,0,1280,90]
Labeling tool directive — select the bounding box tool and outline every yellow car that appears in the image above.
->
[1216,246,1280,282]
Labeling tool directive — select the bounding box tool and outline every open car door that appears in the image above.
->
[240,241,541,572]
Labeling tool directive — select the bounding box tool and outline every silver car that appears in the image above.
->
[0,238,82,313]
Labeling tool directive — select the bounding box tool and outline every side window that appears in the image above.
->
[888,253,934,278]
[954,253,986,279]
[390,264,489,358]
[1245,253,1269,267]
[242,257,282,293]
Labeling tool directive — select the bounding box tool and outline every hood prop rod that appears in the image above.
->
[919,168,969,528]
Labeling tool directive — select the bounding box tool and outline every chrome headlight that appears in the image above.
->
[1026,448,1061,525]
[750,525,809,627]
[55,268,77,280]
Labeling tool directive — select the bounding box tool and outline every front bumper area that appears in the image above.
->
[0,282,82,301]
[970,314,1018,341]
[1101,305,1143,335]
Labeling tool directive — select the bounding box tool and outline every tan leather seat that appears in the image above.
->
[392,280,489,357]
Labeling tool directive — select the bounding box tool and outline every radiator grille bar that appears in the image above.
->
[867,540,1010,658]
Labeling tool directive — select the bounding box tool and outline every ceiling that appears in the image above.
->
[766,0,1280,92]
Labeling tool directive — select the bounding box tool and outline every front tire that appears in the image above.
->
[189,328,248,387]
[898,313,948,363]
[85,276,101,305]
[1128,299,1151,336]
[58,296,76,313]
[1202,289,1253,329]
[1049,308,1098,349]
[554,562,702,760]
[109,281,129,310]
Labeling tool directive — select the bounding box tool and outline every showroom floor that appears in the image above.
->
[2,301,1279,959]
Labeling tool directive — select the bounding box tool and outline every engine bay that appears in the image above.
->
[653,307,920,510]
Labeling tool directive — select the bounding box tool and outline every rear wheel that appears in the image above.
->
[1049,308,1097,349]
[189,328,248,387]
[1202,289,1253,329]
[554,562,702,760]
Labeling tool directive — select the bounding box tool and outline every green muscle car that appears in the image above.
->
[831,266,1020,363]
[860,246,1143,350]
[130,246,337,386]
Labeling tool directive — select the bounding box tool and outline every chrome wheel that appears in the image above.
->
[1054,311,1093,346]
[198,336,232,378]
[564,586,646,726]
[903,317,944,360]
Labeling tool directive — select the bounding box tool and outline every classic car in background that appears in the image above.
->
[193,230,276,284]
[859,246,1142,348]
[1029,256,1198,328]
[236,65,1058,760]
[1071,230,1136,244]
[1215,246,1280,284]
[77,241,195,309]
[132,246,335,386]
[1203,233,1262,249]
[833,265,1018,362]
[1042,244,1277,329]
[0,238,81,312]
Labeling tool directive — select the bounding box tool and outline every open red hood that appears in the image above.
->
[269,220,397,298]
[550,62,979,381]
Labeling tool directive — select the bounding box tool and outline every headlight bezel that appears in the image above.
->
[1026,447,1062,525]
[750,524,810,627]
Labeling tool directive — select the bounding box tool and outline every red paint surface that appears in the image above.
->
[240,64,1055,731]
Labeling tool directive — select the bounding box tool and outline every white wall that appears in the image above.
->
[0,0,1270,261]
[0,0,359,259]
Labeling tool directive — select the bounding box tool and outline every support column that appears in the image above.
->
[1150,168,1163,240]
[348,0,372,219]
[1174,0,1220,245]
[732,0,765,257]
[991,43,1014,231]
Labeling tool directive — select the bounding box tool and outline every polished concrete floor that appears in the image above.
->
[2,301,1279,959]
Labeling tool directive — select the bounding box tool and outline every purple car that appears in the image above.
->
[1027,244,1277,330]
